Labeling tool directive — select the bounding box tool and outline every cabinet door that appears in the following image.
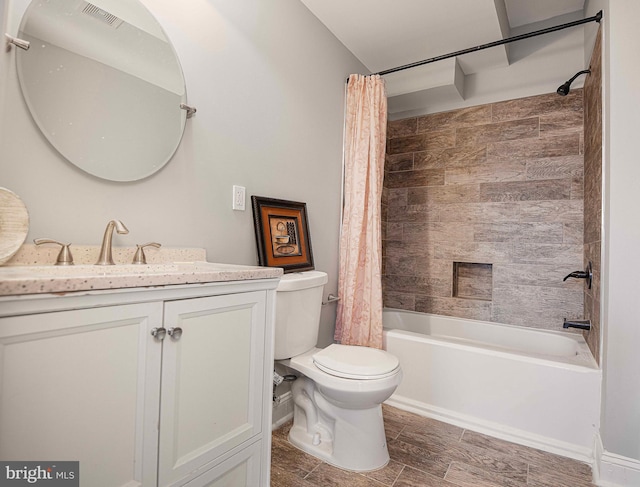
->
[0,302,163,487]
[158,291,266,487]
[184,441,262,487]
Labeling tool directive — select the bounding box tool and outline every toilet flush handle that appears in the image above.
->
[322,294,340,306]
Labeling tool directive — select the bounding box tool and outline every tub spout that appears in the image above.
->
[563,319,591,331]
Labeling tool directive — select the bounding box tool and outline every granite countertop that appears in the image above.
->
[0,245,282,296]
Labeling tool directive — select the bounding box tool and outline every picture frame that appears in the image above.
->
[251,196,314,273]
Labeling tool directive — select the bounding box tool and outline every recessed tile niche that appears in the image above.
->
[453,262,493,301]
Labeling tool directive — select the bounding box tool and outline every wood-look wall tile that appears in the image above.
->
[415,296,492,321]
[584,148,602,243]
[433,241,513,264]
[585,241,601,272]
[408,184,481,205]
[455,118,539,147]
[388,188,408,207]
[385,169,445,189]
[445,161,526,185]
[386,153,414,172]
[414,145,487,170]
[384,292,416,311]
[383,274,451,298]
[437,202,519,223]
[491,89,583,122]
[385,223,404,242]
[512,243,582,266]
[525,155,583,181]
[403,222,475,243]
[571,173,584,200]
[539,111,583,136]
[385,240,436,258]
[388,204,439,223]
[417,104,492,132]
[492,264,582,289]
[564,221,584,244]
[388,117,417,139]
[487,133,580,162]
[473,222,564,243]
[518,200,583,223]
[479,179,571,202]
[492,285,583,329]
[388,130,456,155]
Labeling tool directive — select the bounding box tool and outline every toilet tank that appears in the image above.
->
[274,270,328,360]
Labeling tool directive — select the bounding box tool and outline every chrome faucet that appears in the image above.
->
[96,219,129,265]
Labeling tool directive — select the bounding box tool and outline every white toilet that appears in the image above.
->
[275,270,402,472]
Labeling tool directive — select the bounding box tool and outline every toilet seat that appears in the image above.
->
[312,344,400,380]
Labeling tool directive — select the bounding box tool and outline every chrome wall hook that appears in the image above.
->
[180,103,197,119]
[5,34,30,52]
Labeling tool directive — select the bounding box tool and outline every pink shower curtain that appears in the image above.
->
[334,74,387,349]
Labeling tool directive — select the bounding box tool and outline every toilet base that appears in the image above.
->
[288,378,390,472]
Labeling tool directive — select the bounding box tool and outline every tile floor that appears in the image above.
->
[270,404,596,487]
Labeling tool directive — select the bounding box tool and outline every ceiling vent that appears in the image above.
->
[81,2,123,28]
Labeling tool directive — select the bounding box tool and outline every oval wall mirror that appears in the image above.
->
[16,0,188,182]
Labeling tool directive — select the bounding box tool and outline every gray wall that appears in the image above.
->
[0,0,366,348]
[586,0,640,467]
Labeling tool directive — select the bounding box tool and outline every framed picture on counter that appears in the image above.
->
[251,196,314,273]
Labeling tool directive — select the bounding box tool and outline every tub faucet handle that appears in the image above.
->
[562,262,593,289]
[34,238,74,265]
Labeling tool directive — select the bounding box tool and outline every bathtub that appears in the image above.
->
[382,309,601,461]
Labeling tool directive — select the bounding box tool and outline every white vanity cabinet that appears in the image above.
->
[0,278,278,487]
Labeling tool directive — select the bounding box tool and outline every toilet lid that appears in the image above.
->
[312,344,400,380]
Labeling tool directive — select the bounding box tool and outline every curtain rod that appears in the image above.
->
[351,10,602,80]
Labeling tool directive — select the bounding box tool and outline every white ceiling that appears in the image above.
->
[300,0,587,114]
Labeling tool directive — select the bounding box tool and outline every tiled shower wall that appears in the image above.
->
[583,27,602,362]
[382,90,586,330]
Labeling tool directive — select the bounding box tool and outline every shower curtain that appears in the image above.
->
[334,74,387,349]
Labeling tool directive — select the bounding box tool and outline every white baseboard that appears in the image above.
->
[594,434,640,486]
[271,391,293,431]
[385,394,593,464]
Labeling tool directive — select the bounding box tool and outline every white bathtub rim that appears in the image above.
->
[383,308,599,370]
[384,328,598,371]
[385,394,595,464]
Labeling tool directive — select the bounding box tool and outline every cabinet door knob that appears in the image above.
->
[151,327,167,340]
[167,327,183,340]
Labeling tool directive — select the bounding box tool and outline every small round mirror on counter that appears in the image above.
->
[15,0,188,182]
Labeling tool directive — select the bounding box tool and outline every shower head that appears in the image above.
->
[557,69,591,96]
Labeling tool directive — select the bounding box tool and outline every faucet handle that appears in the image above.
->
[132,242,161,264]
[34,238,74,266]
